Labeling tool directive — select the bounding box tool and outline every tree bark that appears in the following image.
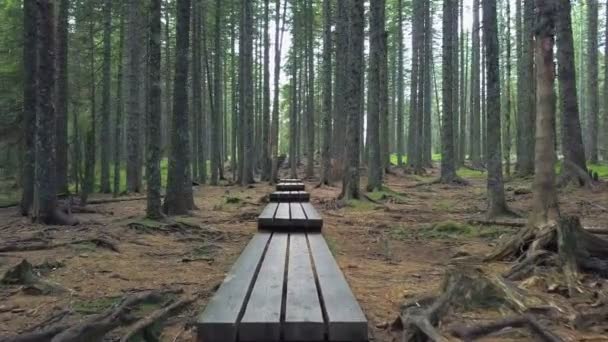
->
[21,0,37,216]
[127,0,143,193]
[100,0,113,193]
[164,0,194,215]
[440,0,457,183]
[555,0,588,185]
[261,0,271,181]
[320,0,332,186]
[146,0,162,219]
[483,0,510,218]
[305,0,315,179]
[56,0,69,194]
[516,0,535,176]
[367,0,386,191]
[340,0,364,200]
[114,7,125,197]
[469,0,481,167]
[530,0,559,227]
[238,0,254,185]
[586,0,599,163]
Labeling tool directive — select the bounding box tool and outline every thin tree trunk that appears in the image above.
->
[469,0,481,167]
[340,0,364,200]
[147,0,162,219]
[367,0,385,191]
[270,0,287,184]
[320,0,332,185]
[100,0,112,193]
[261,0,271,181]
[305,0,315,179]
[483,0,510,218]
[530,0,559,226]
[440,0,457,183]
[56,0,69,194]
[516,0,535,176]
[555,0,588,185]
[239,0,254,184]
[503,0,512,177]
[397,0,405,167]
[81,20,96,206]
[127,0,143,193]
[21,0,37,216]
[586,0,599,163]
[164,0,194,215]
[114,7,125,197]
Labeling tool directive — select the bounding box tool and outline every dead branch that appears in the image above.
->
[468,219,526,228]
[119,296,196,342]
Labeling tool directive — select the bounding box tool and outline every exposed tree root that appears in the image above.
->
[393,267,554,342]
[0,237,120,253]
[1,259,65,294]
[50,290,170,342]
[450,315,563,342]
[119,296,196,342]
[468,219,526,228]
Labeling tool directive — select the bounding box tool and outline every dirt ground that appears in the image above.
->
[1,167,607,341]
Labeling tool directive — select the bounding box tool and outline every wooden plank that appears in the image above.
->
[280,179,301,183]
[296,191,310,202]
[290,202,307,222]
[301,202,323,231]
[258,203,278,229]
[239,233,288,341]
[269,191,286,202]
[308,233,368,341]
[196,232,272,342]
[285,234,325,341]
[273,202,291,227]
[277,183,305,191]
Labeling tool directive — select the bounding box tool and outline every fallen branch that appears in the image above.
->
[468,219,526,228]
[1,325,71,342]
[119,296,196,342]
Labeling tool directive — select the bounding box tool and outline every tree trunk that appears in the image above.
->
[440,0,457,183]
[483,0,510,218]
[340,0,364,200]
[114,7,125,197]
[530,0,559,227]
[586,0,599,163]
[261,0,271,181]
[555,0,588,185]
[164,0,194,215]
[516,0,535,176]
[270,0,286,184]
[397,0,405,167]
[469,0,481,167]
[422,0,432,168]
[100,0,112,193]
[211,0,223,185]
[127,0,143,193]
[238,0,254,185]
[367,0,385,191]
[21,0,37,216]
[332,0,348,177]
[320,0,332,185]
[34,0,58,223]
[81,21,96,206]
[146,0,162,219]
[56,0,69,194]
[305,0,315,179]
[503,0,512,177]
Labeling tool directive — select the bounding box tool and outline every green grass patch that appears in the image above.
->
[390,221,511,241]
[366,186,408,203]
[73,296,121,314]
[345,199,379,212]
[457,167,486,179]
[388,153,442,166]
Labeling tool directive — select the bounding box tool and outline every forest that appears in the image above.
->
[1,0,608,341]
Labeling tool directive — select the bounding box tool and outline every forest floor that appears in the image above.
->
[0,165,607,341]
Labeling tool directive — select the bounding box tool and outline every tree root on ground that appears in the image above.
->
[392,267,557,342]
[119,296,196,342]
[1,259,66,295]
[0,236,120,253]
[486,216,608,277]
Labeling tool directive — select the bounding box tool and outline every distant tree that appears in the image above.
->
[56,0,69,194]
[440,0,458,183]
[261,0,271,181]
[238,0,254,185]
[483,0,511,218]
[20,0,37,216]
[529,0,559,226]
[340,0,364,200]
[320,0,332,186]
[270,0,287,183]
[127,0,143,193]
[367,0,386,191]
[469,0,481,167]
[114,6,125,197]
[586,0,599,163]
[164,0,194,215]
[332,0,348,177]
[516,0,535,176]
[305,0,315,179]
[396,0,405,167]
[146,0,162,219]
[100,0,112,193]
[555,0,588,185]
[81,19,96,206]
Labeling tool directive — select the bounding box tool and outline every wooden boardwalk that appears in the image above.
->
[197,180,368,341]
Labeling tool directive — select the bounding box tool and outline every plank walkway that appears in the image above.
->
[196,232,368,342]
[197,179,367,341]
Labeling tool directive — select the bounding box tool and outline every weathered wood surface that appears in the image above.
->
[279,179,302,183]
[197,232,368,342]
[308,233,368,341]
[240,233,288,341]
[269,191,310,202]
[196,232,272,342]
[257,202,323,231]
[276,183,306,191]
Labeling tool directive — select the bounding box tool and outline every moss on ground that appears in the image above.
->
[390,220,511,241]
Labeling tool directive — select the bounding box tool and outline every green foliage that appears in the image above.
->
[345,199,380,211]
[73,296,121,314]
[457,167,486,179]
